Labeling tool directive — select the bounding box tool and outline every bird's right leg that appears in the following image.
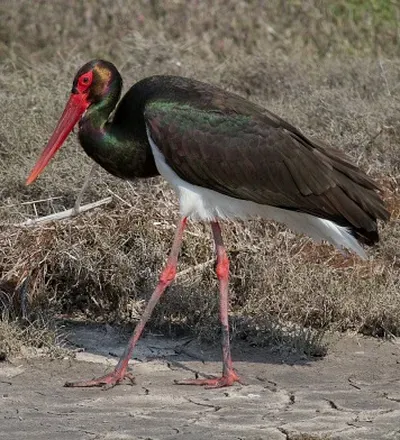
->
[72,163,98,215]
[176,221,242,388]
[64,216,188,389]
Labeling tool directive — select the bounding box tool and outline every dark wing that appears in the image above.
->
[144,100,389,244]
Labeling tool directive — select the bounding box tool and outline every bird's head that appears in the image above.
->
[26,59,121,185]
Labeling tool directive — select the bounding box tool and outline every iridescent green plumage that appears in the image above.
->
[78,62,157,179]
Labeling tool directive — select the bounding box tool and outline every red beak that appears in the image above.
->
[26,93,89,185]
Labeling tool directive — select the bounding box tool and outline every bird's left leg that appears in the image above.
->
[64,217,188,389]
[176,221,242,388]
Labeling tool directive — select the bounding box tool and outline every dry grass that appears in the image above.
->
[0,317,67,360]
[0,0,399,358]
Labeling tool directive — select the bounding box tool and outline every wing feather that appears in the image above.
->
[144,101,388,240]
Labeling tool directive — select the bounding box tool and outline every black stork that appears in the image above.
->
[26,60,389,389]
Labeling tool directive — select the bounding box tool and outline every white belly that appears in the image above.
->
[147,130,366,258]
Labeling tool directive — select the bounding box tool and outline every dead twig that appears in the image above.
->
[14,197,112,227]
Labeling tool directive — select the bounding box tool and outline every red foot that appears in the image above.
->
[175,370,242,389]
[64,368,135,390]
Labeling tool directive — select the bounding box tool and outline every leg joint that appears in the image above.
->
[159,264,176,285]
[215,255,229,280]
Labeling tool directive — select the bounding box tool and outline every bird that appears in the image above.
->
[26,59,389,389]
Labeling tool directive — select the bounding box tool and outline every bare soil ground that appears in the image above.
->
[1,325,400,440]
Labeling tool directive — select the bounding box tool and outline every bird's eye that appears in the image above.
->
[78,71,93,89]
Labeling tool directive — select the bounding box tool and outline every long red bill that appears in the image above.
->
[26,93,89,185]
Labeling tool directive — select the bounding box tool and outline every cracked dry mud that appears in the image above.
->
[1,325,400,440]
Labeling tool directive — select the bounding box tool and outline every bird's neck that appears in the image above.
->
[78,93,158,180]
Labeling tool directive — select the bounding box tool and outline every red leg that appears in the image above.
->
[65,217,188,389]
[176,221,241,388]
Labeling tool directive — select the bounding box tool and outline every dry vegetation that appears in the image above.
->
[0,0,399,358]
